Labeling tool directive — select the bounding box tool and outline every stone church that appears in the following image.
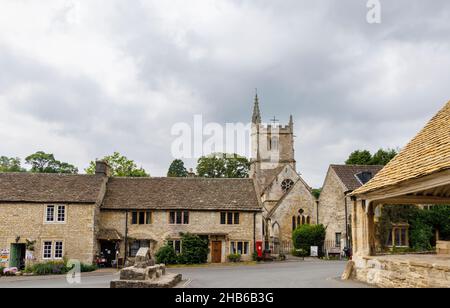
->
[250,95,317,253]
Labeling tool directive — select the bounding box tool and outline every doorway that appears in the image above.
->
[211,241,222,263]
[10,244,26,269]
[100,241,117,267]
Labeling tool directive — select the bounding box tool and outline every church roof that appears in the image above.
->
[102,177,262,211]
[0,173,106,203]
[352,100,450,196]
[330,165,384,192]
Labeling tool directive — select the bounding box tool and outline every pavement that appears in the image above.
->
[0,260,372,288]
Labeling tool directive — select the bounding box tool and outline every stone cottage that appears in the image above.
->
[0,162,263,268]
[318,165,383,255]
[0,166,109,268]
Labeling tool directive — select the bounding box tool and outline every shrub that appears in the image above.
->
[292,224,326,256]
[30,261,69,275]
[291,248,308,258]
[0,267,4,276]
[80,263,97,273]
[227,254,241,263]
[155,245,178,265]
[178,233,209,264]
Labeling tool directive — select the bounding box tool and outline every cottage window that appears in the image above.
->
[54,241,63,259]
[46,205,55,222]
[43,241,52,259]
[335,233,342,248]
[168,240,182,254]
[57,206,66,222]
[230,241,249,255]
[169,211,189,225]
[129,240,150,257]
[221,212,240,225]
[131,211,152,225]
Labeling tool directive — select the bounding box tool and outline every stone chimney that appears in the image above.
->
[95,160,111,177]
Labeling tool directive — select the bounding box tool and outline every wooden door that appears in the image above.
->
[211,241,222,263]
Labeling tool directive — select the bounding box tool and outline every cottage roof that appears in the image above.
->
[0,173,105,203]
[330,165,384,192]
[353,101,450,196]
[101,177,261,211]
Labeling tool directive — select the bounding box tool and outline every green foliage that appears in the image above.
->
[345,148,398,166]
[26,261,69,275]
[0,156,26,172]
[312,188,322,199]
[80,263,98,273]
[178,233,209,264]
[0,267,4,276]
[155,245,178,265]
[196,153,250,178]
[291,248,308,258]
[371,148,398,165]
[345,150,372,165]
[85,152,149,177]
[25,151,78,174]
[292,224,326,256]
[227,253,242,263]
[167,159,188,177]
[378,205,450,251]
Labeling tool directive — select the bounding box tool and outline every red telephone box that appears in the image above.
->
[256,241,263,258]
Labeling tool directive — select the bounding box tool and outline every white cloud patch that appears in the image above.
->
[0,0,449,186]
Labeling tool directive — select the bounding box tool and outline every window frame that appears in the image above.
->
[131,211,152,225]
[169,211,190,225]
[54,241,64,259]
[43,241,53,260]
[45,205,67,224]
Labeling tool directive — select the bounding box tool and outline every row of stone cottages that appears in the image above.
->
[0,162,264,268]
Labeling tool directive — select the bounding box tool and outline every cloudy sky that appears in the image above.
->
[1,0,449,187]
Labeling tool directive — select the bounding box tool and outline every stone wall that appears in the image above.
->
[99,210,263,262]
[318,168,349,250]
[0,203,97,266]
[352,255,450,288]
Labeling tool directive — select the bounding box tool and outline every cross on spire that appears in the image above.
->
[270,116,279,125]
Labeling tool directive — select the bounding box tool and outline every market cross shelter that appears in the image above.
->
[0,163,263,268]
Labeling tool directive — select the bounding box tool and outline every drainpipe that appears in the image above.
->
[253,212,257,252]
[316,200,319,224]
[124,211,129,265]
[344,190,352,249]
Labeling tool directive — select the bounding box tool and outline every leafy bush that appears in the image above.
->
[0,267,4,276]
[292,224,326,256]
[80,263,97,273]
[29,261,69,275]
[292,248,308,258]
[155,245,178,265]
[227,254,241,263]
[178,233,209,264]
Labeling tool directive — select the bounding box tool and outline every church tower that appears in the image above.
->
[250,94,296,189]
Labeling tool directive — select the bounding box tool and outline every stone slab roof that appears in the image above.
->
[330,165,384,192]
[0,173,105,203]
[102,177,261,211]
[353,100,450,196]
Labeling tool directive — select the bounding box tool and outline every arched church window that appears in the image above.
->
[297,215,301,226]
[292,216,296,231]
[306,216,311,224]
[302,216,306,225]
[281,179,294,192]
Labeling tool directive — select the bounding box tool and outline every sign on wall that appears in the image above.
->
[310,246,318,257]
[0,249,10,266]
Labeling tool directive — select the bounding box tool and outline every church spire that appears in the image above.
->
[252,91,261,124]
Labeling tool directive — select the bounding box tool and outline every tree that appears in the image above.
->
[371,148,398,165]
[196,153,250,178]
[25,151,78,174]
[345,148,398,166]
[0,156,26,172]
[85,152,149,177]
[345,150,372,165]
[167,159,188,177]
[292,224,326,256]
[178,233,209,264]
[312,188,322,199]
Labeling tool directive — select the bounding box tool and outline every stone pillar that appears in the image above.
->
[352,199,376,257]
